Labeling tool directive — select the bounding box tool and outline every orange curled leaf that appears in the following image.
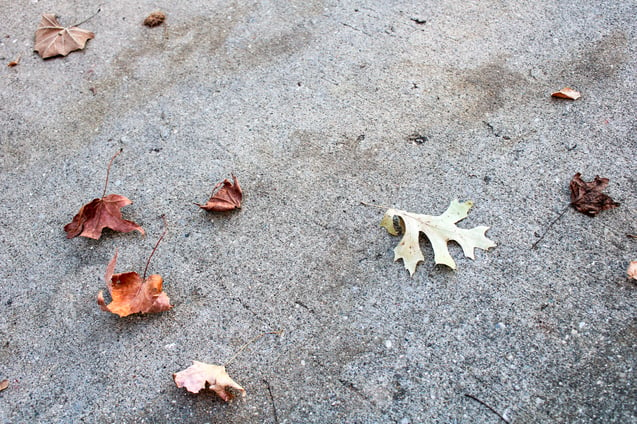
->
[0,379,8,392]
[34,14,94,59]
[97,251,172,317]
[195,174,242,211]
[551,87,581,100]
[65,194,144,239]
[569,173,619,217]
[174,361,245,401]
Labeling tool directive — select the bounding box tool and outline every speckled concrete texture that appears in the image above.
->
[0,1,635,422]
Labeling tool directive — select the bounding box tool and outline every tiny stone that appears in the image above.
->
[385,340,392,349]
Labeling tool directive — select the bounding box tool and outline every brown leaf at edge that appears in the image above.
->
[551,87,581,100]
[569,173,620,217]
[34,14,94,59]
[628,261,637,280]
[195,174,243,211]
[144,11,166,27]
[0,379,8,392]
[173,361,246,402]
[64,194,145,239]
[97,251,172,317]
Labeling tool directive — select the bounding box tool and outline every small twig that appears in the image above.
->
[74,6,102,27]
[465,393,510,423]
[263,379,279,424]
[531,204,570,249]
[360,201,390,210]
[627,234,637,239]
[224,330,283,367]
[143,215,167,279]
[102,148,123,198]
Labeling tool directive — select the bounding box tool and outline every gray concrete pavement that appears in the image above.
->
[1,1,635,422]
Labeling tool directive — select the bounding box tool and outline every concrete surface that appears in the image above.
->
[1,0,636,422]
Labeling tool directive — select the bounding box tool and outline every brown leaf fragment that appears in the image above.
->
[34,14,94,59]
[569,173,620,217]
[174,361,246,401]
[628,261,637,280]
[0,379,8,392]
[97,251,172,317]
[551,87,581,100]
[7,54,21,67]
[196,174,243,211]
[144,11,166,27]
[64,194,144,239]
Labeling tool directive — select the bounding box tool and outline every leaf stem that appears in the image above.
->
[531,204,570,249]
[74,6,102,27]
[464,393,510,423]
[102,148,123,198]
[360,201,390,210]
[224,330,283,367]
[143,215,168,279]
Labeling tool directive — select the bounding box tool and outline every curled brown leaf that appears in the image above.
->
[195,174,243,211]
[628,261,637,280]
[569,173,620,217]
[144,11,166,27]
[551,87,581,100]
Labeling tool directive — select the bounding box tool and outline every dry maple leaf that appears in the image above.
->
[97,250,172,317]
[381,200,496,275]
[570,173,620,217]
[627,261,637,280]
[551,87,581,100]
[174,361,245,401]
[195,174,243,211]
[34,14,94,59]
[64,150,144,239]
[144,11,166,27]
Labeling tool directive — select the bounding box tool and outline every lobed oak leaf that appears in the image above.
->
[64,194,144,239]
[34,14,94,59]
[551,87,581,100]
[195,174,243,211]
[97,251,172,317]
[381,200,496,275]
[174,361,246,401]
[569,173,619,217]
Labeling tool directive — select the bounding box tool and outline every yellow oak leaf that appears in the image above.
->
[381,200,496,275]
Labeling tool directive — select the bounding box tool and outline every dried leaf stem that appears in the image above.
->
[224,330,283,367]
[531,204,570,249]
[102,148,123,198]
[143,215,167,279]
[464,393,510,423]
[74,6,102,27]
[360,201,391,210]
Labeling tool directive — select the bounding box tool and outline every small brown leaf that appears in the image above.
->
[569,173,620,217]
[551,87,581,100]
[628,261,637,280]
[196,174,243,211]
[34,14,94,59]
[97,251,172,317]
[174,361,246,401]
[64,194,144,239]
[144,11,166,27]
[0,379,8,392]
[7,54,21,67]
